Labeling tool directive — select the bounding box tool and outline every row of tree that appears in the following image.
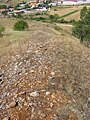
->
[72,6,90,47]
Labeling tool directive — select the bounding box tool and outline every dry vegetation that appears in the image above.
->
[0,10,90,120]
[48,6,80,20]
[49,5,90,21]
[65,11,80,21]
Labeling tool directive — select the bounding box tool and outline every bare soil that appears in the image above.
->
[0,19,90,120]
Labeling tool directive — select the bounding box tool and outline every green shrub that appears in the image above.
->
[2,11,7,15]
[69,19,75,24]
[31,17,47,22]
[49,14,59,22]
[35,12,41,15]
[54,25,62,31]
[16,14,23,18]
[0,5,7,9]
[54,9,57,11]
[13,20,29,31]
[60,19,68,23]
[35,12,47,16]
[58,19,75,24]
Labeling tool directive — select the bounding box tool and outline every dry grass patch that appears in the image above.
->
[49,5,90,20]
[49,6,80,16]
[65,11,80,20]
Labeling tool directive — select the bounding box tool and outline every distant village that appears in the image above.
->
[0,0,51,17]
[0,0,90,16]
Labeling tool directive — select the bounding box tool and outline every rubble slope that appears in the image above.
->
[0,22,90,120]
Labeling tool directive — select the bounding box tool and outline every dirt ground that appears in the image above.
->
[0,19,90,120]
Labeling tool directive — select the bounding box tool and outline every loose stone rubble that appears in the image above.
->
[0,23,90,120]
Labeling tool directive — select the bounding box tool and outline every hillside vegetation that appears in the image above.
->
[73,6,90,46]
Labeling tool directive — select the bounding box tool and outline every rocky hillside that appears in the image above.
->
[0,21,90,120]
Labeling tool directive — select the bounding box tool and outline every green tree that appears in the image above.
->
[13,20,29,31]
[72,6,90,47]
[72,21,90,43]
[0,25,5,36]
[83,8,90,25]
[80,6,87,21]
[83,34,90,46]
